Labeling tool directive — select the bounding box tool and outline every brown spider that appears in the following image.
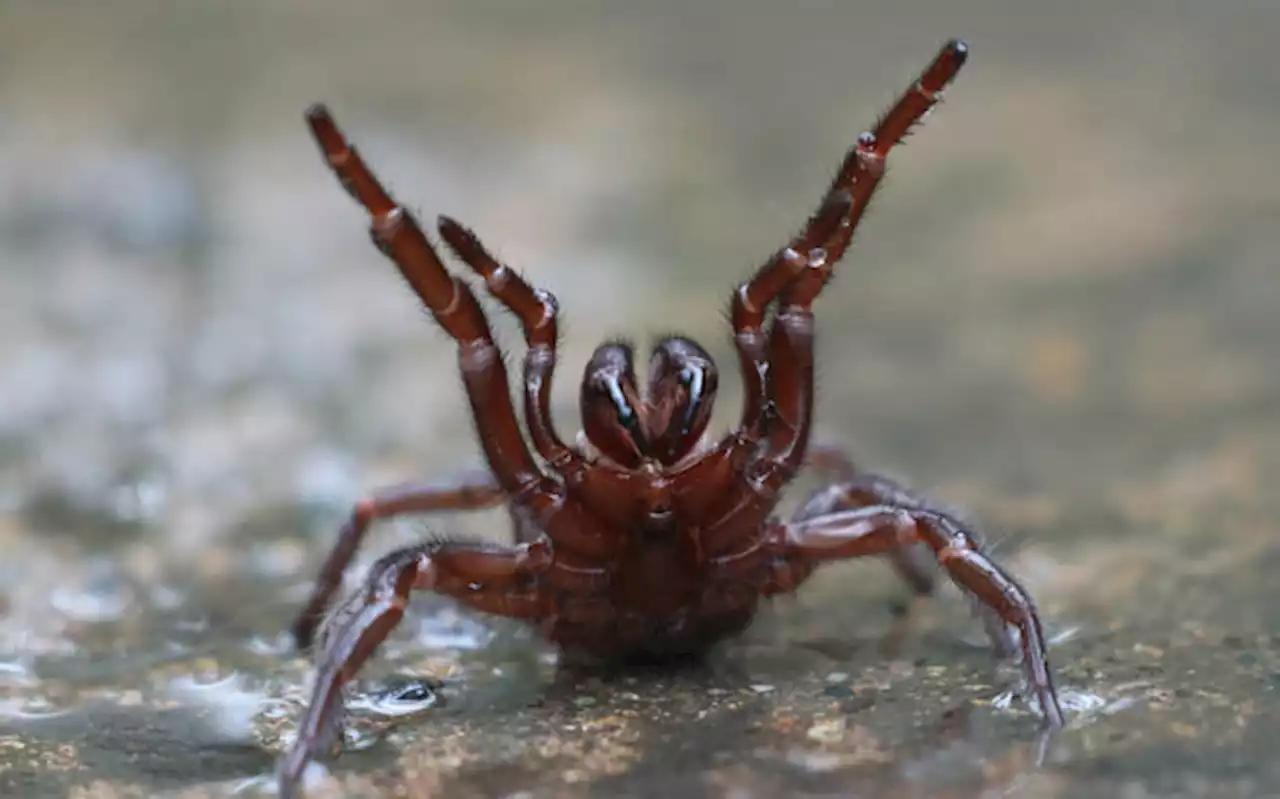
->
[278,39,1063,795]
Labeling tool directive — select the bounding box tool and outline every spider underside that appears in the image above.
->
[277,38,1064,797]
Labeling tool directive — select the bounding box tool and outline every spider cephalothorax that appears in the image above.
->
[278,39,1064,797]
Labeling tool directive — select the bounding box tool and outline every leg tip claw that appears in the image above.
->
[304,102,333,125]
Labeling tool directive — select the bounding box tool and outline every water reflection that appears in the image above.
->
[48,558,136,624]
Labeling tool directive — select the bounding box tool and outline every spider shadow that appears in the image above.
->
[539,646,741,701]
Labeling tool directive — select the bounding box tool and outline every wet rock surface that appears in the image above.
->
[2,4,1279,798]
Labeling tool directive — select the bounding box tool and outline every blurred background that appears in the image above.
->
[1,2,1278,797]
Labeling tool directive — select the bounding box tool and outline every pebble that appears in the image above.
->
[806,716,847,744]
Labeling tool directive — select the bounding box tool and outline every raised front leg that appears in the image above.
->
[306,106,546,499]
[726,189,854,441]
[763,505,1064,728]
[290,469,504,648]
[760,38,972,457]
[306,106,615,564]
[725,41,972,442]
[278,538,550,798]
[816,39,969,268]
[698,42,972,555]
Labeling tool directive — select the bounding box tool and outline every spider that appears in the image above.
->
[278,39,1063,796]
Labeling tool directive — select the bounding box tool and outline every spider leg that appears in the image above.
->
[305,106,615,562]
[278,538,551,798]
[700,40,971,551]
[727,190,854,439]
[792,456,1020,658]
[306,107,541,494]
[772,40,970,436]
[760,505,1065,728]
[289,469,503,648]
[768,42,1017,658]
[435,218,574,466]
[818,39,969,268]
[713,42,969,441]
[791,465,937,597]
[697,223,832,555]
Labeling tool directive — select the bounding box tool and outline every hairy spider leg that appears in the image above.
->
[719,190,853,446]
[795,446,937,596]
[701,40,1061,724]
[435,217,571,467]
[792,446,1020,658]
[754,505,1065,728]
[698,38,969,553]
[302,106,621,607]
[695,187,869,557]
[279,538,551,798]
[305,106,540,494]
[435,217,641,514]
[290,469,504,647]
[822,38,969,266]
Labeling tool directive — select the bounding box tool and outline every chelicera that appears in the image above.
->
[278,39,1064,795]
